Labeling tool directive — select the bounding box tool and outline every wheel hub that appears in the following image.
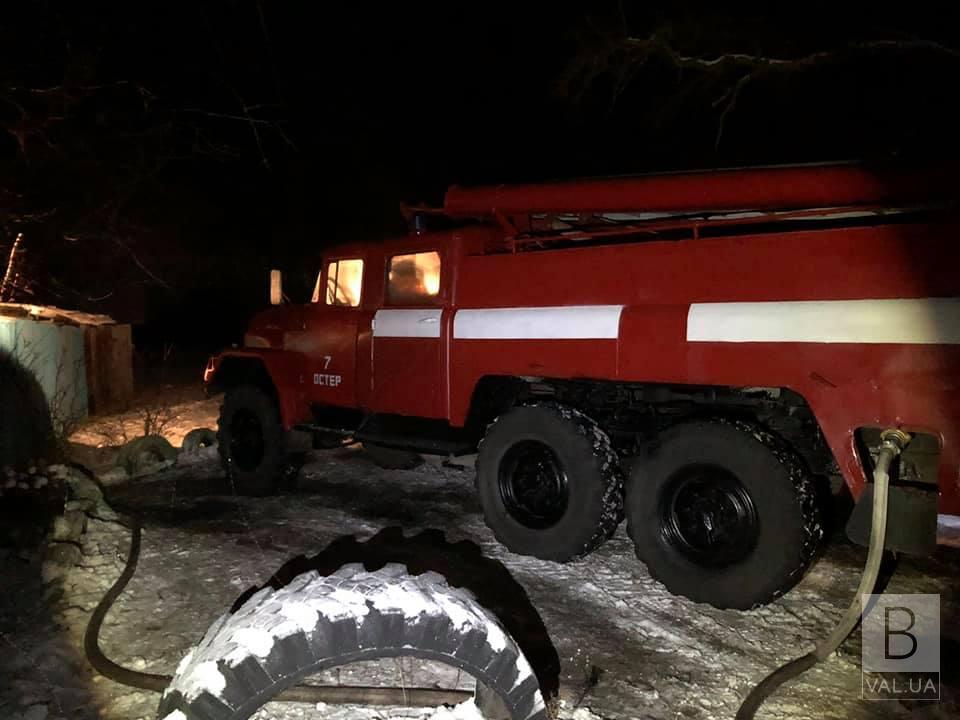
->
[498,440,569,529]
[660,464,759,567]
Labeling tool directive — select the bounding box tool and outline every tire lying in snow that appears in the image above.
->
[157,564,546,720]
[626,420,824,610]
[116,435,178,476]
[476,403,624,562]
[181,428,218,453]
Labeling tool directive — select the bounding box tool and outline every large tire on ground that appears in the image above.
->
[626,420,824,610]
[181,428,218,453]
[363,442,423,470]
[116,435,178,476]
[476,403,624,562]
[157,564,547,720]
[217,385,289,496]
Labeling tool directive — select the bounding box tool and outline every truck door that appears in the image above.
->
[371,248,445,418]
[296,256,366,409]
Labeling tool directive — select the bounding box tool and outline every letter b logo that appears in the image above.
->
[884,607,918,660]
[862,594,938,673]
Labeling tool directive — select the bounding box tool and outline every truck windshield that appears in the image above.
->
[320,258,363,306]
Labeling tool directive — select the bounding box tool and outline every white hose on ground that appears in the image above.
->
[736,428,911,719]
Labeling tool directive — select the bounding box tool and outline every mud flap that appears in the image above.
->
[846,483,938,556]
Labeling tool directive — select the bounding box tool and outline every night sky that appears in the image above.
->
[2,2,958,353]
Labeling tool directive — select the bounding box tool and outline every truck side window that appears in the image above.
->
[386,251,441,305]
[322,258,363,307]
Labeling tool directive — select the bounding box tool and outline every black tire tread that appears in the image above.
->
[157,564,546,720]
[476,402,624,562]
[626,418,824,609]
[216,385,286,496]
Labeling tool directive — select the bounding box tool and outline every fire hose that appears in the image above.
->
[736,427,912,719]
[83,508,472,707]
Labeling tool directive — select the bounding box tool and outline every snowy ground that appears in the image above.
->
[2,400,959,720]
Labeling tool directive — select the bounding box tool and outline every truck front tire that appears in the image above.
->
[217,384,289,496]
[476,403,624,562]
[626,420,824,610]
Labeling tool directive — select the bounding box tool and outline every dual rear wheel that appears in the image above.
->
[477,406,824,609]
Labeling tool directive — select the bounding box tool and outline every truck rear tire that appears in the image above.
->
[217,384,289,496]
[625,420,824,610]
[157,563,546,720]
[476,403,624,562]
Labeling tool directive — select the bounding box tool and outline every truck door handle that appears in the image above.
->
[419,317,438,323]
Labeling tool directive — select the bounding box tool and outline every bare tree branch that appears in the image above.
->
[561,31,960,148]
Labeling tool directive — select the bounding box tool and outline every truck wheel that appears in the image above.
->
[363,442,423,470]
[626,420,824,610]
[476,403,624,562]
[217,385,288,496]
[157,563,547,720]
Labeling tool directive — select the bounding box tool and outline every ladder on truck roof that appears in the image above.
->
[440,163,954,254]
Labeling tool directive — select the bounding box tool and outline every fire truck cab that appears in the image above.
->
[205,163,960,609]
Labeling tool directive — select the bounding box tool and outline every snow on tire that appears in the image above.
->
[157,564,546,720]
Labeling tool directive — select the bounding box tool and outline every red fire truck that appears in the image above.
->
[204,163,960,609]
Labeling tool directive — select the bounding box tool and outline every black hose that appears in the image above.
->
[83,510,472,707]
[735,654,817,720]
[83,512,169,693]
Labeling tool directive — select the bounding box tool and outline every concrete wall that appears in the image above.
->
[0,317,88,432]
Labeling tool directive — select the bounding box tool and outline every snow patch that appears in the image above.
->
[277,601,320,632]
[175,659,225,700]
[229,627,275,658]
[431,590,482,632]
[368,581,437,617]
[307,587,371,621]
[484,621,508,653]
[174,649,195,676]
[512,652,536,691]
[424,699,486,719]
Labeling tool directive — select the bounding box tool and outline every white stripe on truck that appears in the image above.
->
[687,297,960,344]
[453,305,624,340]
[373,308,442,338]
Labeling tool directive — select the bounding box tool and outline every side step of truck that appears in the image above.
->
[354,414,478,456]
[292,413,478,457]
